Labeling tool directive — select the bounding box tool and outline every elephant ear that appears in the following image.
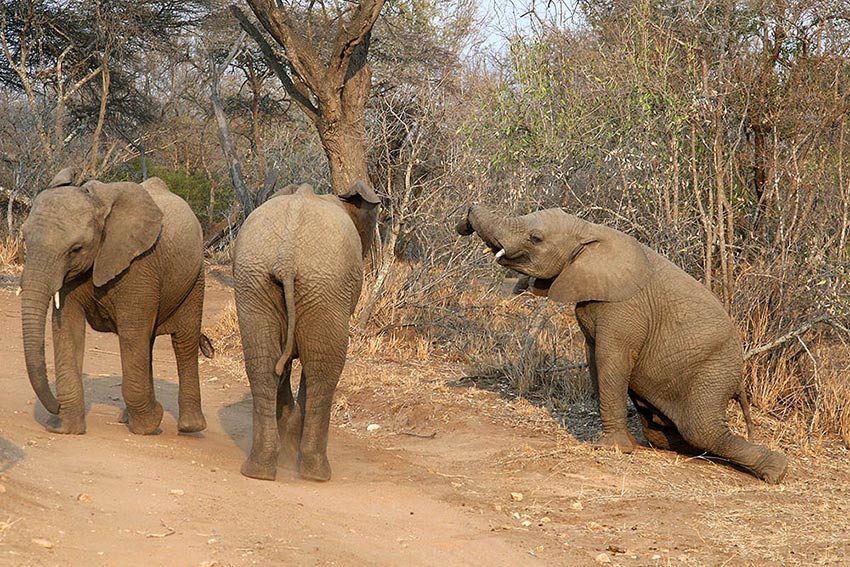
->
[47,167,76,188]
[339,180,380,206]
[88,182,164,287]
[546,223,652,304]
[338,180,380,257]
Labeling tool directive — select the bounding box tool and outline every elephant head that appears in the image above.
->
[20,171,163,413]
[456,205,651,304]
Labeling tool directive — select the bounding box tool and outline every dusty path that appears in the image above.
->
[1,269,848,566]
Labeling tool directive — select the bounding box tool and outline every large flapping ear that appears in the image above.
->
[546,222,652,304]
[88,181,164,287]
[339,180,380,206]
[338,180,380,257]
[47,167,77,188]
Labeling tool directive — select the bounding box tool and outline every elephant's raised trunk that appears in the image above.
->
[20,274,61,414]
[456,205,521,258]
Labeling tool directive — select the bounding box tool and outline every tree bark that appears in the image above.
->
[207,32,253,215]
[237,0,385,194]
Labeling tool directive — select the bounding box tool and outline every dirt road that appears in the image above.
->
[1,270,848,566]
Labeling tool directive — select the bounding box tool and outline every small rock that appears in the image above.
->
[571,501,583,511]
[0,484,6,493]
[595,552,611,563]
[677,555,688,562]
[510,492,523,502]
[520,520,532,527]
[170,489,184,496]
[652,554,662,560]
[207,538,217,544]
[366,424,381,432]
[586,521,603,531]
[76,493,93,503]
[200,561,218,567]
[493,504,503,512]
[539,517,551,524]
[32,538,54,549]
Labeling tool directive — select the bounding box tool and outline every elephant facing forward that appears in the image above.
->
[233,181,379,482]
[20,169,209,435]
[457,205,788,484]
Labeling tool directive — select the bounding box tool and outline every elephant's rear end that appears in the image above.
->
[142,178,204,310]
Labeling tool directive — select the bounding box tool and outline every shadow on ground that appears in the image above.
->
[30,373,206,438]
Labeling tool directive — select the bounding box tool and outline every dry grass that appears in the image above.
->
[0,236,22,271]
[202,301,247,384]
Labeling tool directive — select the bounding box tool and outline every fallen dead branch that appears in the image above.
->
[743,315,848,360]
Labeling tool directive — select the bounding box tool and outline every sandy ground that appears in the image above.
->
[0,268,848,566]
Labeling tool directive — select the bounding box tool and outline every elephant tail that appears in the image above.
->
[274,269,297,376]
[735,386,755,442]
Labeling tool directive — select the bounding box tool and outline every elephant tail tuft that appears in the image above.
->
[735,386,755,442]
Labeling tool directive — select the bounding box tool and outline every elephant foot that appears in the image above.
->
[754,450,788,484]
[178,408,207,433]
[45,412,86,435]
[126,401,164,435]
[596,429,639,453]
[299,453,331,482]
[241,458,277,481]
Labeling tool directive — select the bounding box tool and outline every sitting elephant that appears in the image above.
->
[233,180,379,482]
[456,205,788,484]
[20,169,210,435]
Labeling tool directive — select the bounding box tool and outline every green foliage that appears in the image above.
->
[109,160,234,230]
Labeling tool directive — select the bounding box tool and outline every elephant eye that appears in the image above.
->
[529,232,543,245]
[70,244,83,254]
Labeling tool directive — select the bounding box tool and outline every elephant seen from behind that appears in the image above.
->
[233,180,379,482]
[456,205,788,484]
[20,169,210,436]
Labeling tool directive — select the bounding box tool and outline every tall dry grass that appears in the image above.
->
[0,236,22,270]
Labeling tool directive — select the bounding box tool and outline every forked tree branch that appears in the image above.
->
[329,0,385,85]
[229,5,319,119]
[242,0,328,98]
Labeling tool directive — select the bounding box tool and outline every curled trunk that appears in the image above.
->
[458,206,520,254]
[21,284,60,414]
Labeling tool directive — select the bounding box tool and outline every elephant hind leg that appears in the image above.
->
[296,317,348,482]
[277,360,304,470]
[678,417,788,484]
[237,297,283,481]
[171,272,207,433]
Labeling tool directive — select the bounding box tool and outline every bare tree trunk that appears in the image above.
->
[237,0,385,195]
[83,55,111,180]
[207,32,253,216]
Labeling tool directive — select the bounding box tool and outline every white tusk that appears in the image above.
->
[54,292,60,310]
[16,286,22,297]
[495,249,506,259]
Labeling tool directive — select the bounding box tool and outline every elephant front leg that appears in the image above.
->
[593,343,639,452]
[118,328,163,435]
[48,299,87,434]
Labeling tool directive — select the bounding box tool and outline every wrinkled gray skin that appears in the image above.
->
[21,170,208,435]
[233,181,379,481]
[457,205,788,484]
